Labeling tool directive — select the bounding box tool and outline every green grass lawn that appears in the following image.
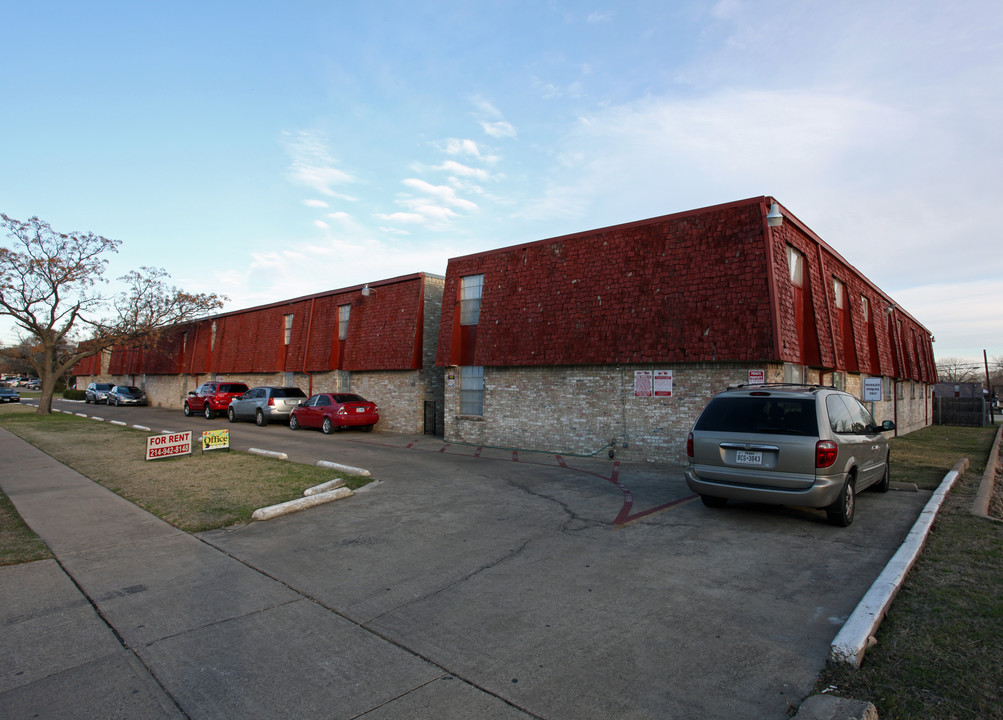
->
[815,423,1002,719]
[0,404,370,541]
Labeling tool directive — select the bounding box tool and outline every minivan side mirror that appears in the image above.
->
[881,420,896,432]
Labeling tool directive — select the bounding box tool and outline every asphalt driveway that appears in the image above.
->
[39,399,931,718]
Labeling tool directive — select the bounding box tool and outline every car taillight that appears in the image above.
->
[337,407,348,415]
[686,432,694,458]
[815,440,838,468]
[268,397,275,406]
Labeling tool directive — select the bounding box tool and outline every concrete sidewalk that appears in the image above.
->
[0,427,507,720]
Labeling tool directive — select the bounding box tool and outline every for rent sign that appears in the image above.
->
[146,432,192,461]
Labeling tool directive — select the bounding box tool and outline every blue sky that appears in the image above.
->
[2,1,1001,362]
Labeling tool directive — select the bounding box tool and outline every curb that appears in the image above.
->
[829,458,969,667]
[316,460,371,476]
[251,487,353,521]
[793,694,877,720]
[248,448,289,460]
[973,423,1002,517]
[303,478,347,496]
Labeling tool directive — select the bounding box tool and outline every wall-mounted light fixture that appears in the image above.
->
[361,284,371,297]
[766,202,783,227]
[885,303,896,315]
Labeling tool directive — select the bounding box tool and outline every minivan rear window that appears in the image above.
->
[694,397,818,436]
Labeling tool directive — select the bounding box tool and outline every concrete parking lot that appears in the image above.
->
[11,399,931,718]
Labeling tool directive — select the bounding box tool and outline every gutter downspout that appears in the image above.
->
[302,298,316,395]
[761,198,785,365]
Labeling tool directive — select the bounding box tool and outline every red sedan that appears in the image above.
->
[289,393,379,434]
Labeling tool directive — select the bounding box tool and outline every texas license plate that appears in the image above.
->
[735,450,763,465]
[355,407,365,413]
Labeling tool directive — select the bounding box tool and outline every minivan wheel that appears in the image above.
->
[228,407,236,423]
[826,476,855,527]
[255,409,267,427]
[701,495,728,508]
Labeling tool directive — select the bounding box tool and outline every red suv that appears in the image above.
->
[184,382,249,419]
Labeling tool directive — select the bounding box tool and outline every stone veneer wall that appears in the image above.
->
[443,362,932,464]
[77,366,445,435]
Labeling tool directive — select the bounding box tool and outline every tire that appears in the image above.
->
[289,414,299,430]
[700,495,728,508]
[255,409,267,427]
[184,402,193,417]
[85,396,91,404]
[204,404,214,419]
[322,417,334,435]
[873,456,891,493]
[361,424,373,433]
[826,476,856,527]
[228,407,237,423]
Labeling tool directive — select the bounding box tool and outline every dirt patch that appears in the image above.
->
[992,460,1003,520]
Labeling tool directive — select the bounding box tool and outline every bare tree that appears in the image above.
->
[935,357,980,384]
[0,214,225,414]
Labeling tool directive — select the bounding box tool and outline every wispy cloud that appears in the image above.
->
[443,138,483,158]
[282,130,358,198]
[434,160,490,180]
[472,96,517,139]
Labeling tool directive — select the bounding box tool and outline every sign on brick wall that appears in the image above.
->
[634,370,673,397]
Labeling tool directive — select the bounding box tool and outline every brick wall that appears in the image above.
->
[437,199,776,367]
[441,362,932,464]
[443,362,774,464]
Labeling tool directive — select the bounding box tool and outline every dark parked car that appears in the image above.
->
[289,393,379,434]
[228,386,307,426]
[0,387,20,403]
[184,382,250,419]
[107,385,147,406]
[85,383,114,404]
[686,384,895,526]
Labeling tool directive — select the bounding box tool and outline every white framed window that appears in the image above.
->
[459,366,484,415]
[338,304,350,341]
[211,321,218,351]
[787,245,804,287]
[460,274,484,326]
[833,278,845,309]
[783,363,805,384]
[283,314,294,345]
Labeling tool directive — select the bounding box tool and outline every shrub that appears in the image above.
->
[62,389,86,401]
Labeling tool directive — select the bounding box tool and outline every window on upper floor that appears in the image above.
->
[787,246,804,288]
[460,274,484,326]
[283,314,294,345]
[338,304,350,341]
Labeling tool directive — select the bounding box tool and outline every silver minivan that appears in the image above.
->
[685,384,895,526]
[227,386,307,426]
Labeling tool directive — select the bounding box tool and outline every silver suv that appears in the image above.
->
[685,384,895,526]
